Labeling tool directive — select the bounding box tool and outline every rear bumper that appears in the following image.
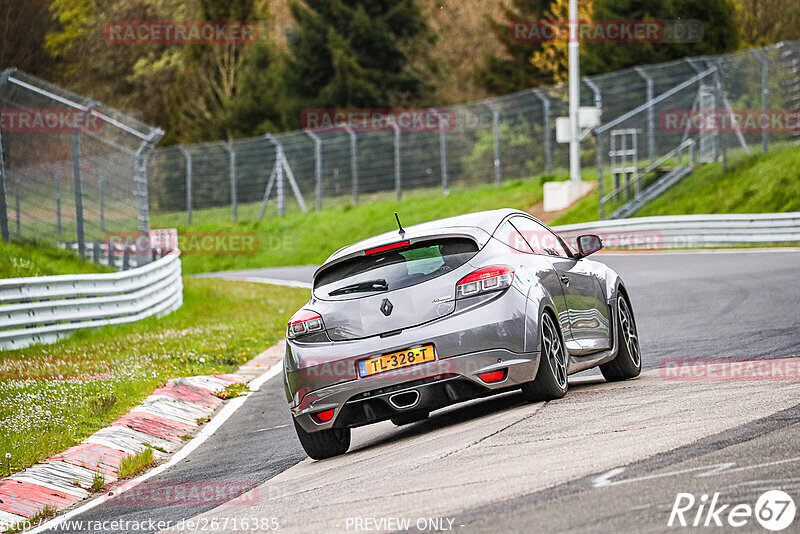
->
[291,348,540,433]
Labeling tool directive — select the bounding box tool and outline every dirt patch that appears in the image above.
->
[525,181,597,224]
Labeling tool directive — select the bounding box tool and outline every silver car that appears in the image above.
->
[283,209,641,459]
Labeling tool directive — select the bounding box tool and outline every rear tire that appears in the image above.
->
[391,410,430,426]
[521,311,568,402]
[293,419,350,460]
[600,294,642,382]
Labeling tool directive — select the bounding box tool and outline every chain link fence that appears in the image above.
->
[0,69,164,263]
[147,41,796,222]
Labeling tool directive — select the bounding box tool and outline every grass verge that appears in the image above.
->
[0,278,308,477]
[118,447,154,479]
[0,239,111,278]
[635,145,800,217]
[552,144,800,225]
[151,178,562,274]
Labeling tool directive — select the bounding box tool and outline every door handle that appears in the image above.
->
[560,275,570,285]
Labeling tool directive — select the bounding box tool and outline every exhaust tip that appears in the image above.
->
[388,390,420,410]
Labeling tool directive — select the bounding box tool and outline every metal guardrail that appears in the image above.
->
[0,252,183,350]
[554,213,800,249]
[59,241,172,270]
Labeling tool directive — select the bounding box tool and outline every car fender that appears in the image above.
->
[523,282,559,354]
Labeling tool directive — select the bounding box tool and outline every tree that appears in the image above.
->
[529,0,594,84]
[476,0,556,94]
[170,0,280,142]
[0,0,55,75]
[46,0,282,143]
[280,0,431,127]
[582,0,739,75]
[732,0,800,46]
[46,0,186,135]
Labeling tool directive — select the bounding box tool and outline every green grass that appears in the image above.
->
[552,144,800,225]
[0,277,309,477]
[117,447,154,479]
[91,470,106,492]
[151,179,557,274]
[0,239,111,278]
[635,145,800,217]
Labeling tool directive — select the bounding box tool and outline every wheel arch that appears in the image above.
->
[523,283,562,354]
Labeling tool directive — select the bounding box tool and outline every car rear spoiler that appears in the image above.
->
[313,227,492,282]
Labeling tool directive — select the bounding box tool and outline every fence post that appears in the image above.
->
[0,130,8,243]
[751,49,770,153]
[706,62,728,171]
[0,69,13,242]
[53,169,61,235]
[595,131,604,220]
[486,103,502,185]
[276,144,285,216]
[304,130,323,210]
[134,129,164,261]
[71,132,85,258]
[583,78,602,111]
[96,158,105,232]
[634,67,655,163]
[263,134,307,216]
[431,109,449,194]
[263,134,286,216]
[13,173,20,237]
[178,146,193,224]
[534,90,552,173]
[684,57,704,74]
[392,123,401,200]
[344,126,358,203]
[225,141,237,221]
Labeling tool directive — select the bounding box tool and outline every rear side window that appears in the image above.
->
[315,238,478,299]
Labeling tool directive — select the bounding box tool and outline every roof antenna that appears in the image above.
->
[394,212,406,237]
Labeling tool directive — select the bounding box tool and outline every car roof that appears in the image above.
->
[320,208,527,268]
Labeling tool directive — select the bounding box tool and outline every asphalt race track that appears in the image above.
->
[50,250,800,533]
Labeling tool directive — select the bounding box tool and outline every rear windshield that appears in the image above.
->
[314,238,479,299]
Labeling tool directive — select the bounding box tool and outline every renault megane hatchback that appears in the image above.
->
[283,209,641,459]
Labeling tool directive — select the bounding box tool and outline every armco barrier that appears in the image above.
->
[553,213,800,249]
[0,252,183,350]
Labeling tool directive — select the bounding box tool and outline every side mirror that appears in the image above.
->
[576,234,603,258]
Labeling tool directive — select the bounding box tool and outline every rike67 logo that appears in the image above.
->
[669,490,796,531]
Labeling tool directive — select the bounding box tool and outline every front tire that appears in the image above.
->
[521,311,568,402]
[293,419,350,460]
[600,294,642,381]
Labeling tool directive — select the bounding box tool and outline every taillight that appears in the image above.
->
[314,409,335,423]
[288,310,324,339]
[456,265,514,299]
[477,369,507,383]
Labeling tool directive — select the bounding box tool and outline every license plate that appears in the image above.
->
[358,345,435,377]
